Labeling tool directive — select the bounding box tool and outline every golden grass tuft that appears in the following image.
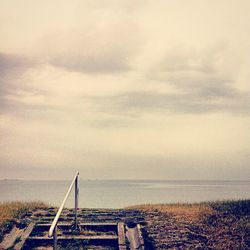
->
[0,201,47,225]
[127,203,215,221]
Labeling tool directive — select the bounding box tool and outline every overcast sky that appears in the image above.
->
[0,0,250,180]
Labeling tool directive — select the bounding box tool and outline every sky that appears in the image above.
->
[0,0,250,180]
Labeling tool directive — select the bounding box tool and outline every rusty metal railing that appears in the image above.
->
[48,172,79,249]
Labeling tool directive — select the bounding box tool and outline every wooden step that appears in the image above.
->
[28,235,118,240]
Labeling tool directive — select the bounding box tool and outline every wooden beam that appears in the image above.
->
[14,222,35,250]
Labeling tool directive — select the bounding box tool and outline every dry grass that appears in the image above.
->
[128,203,215,221]
[0,201,47,225]
[128,201,250,249]
[0,201,48,241]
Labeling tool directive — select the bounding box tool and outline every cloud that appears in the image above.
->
[87,87,250,116]
[1,0,250,180]
[50,51,130,74]
[92,45,247,115]
[0,53,31,108]
[0,53,35,107]
[0,52,50,116]
[32,1,142,75]
[80,43,249,115]
[0,52,35,77]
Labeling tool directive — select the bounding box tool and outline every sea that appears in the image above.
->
[0,179,249,208]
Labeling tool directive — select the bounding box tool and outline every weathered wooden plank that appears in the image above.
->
[126,224,144,250]
[28,235,118,240]
[35,222,117,227]
[14,222,35,250]
[0,227,23,249]
[117,222,126,246]
[119,246,127,250]
[137,224,145,247]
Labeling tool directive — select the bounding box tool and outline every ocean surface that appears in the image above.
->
[0,179,249,208]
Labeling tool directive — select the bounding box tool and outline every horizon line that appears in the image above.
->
[1,178,249,182]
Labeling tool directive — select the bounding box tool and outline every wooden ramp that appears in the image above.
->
[0,208,146,250]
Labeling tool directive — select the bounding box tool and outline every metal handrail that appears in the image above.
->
[48,172,79,248]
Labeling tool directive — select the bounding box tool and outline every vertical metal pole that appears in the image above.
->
[74,175,78,229]
[53,224,57,250]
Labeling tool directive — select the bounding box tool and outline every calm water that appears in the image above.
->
[0,180,249,208]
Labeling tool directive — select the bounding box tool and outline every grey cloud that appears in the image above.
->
[88,87,250,115]
[150,45,232,90]
[0,55,24,99]
[50,52,130,74]
[196,82,234,98]
[87,116,135,129]
[170,76,236,99]
[0,52,50,116]
[0,52,34,77]
[98,46,248,115]
[41,4,140,75]
[156,43,227,74]
[0,53,27,111]
[0,52,39,94]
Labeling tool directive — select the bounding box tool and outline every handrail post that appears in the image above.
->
[48,172,79,241]
[74,174,79,229]
[53,224,57,250]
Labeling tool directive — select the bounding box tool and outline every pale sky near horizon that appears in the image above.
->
[0,0,250,180]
